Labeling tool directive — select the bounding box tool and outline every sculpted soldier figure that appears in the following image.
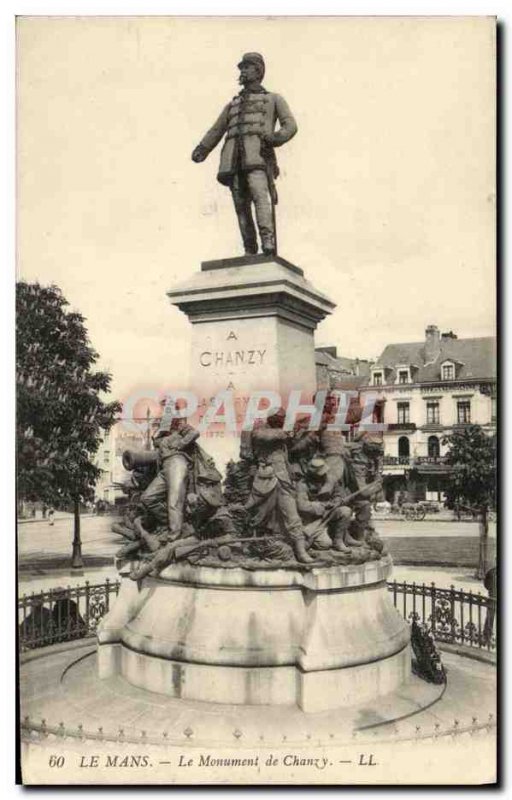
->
[139,416,200,537]
[288,414,319,481]
[246,408,313,563]
[296,458,352,554]
[129,487,237,581]
[319,411,353,494]
[191,53,298,255]
[345,431,384,544]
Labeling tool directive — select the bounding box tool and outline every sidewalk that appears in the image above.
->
[18,512,97,525]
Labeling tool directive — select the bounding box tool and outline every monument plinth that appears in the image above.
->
[97,556,411,713]
[167,255,335,467]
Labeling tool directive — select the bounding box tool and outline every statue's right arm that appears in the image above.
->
[191,103,230,162]
[178,426,201,449]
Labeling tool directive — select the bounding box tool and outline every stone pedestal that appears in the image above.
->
[167,255,335,468]
[97,556,411,713]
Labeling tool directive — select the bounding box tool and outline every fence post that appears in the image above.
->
[449,585,456,643]
[85,581,90,635]
[47,588,54,645]
[469,590,474,648]
[430,582,437,638]
[477,591,482,647]
[460,589,465,645]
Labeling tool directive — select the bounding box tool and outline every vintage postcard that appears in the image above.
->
[16,15,497,785]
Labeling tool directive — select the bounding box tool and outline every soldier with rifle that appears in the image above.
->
[246,408,314,563]
[296,458,352,553]
[296,458,382,553]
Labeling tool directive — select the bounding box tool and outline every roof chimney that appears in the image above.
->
[424,324,441,363]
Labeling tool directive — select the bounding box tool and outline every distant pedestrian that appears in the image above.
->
[48,507,55,526]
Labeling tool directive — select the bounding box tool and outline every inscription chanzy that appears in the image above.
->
[199,349,266,367]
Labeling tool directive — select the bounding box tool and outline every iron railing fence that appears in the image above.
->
[18,579,120,652]
[388,580,496,652]
[18,579,496,653]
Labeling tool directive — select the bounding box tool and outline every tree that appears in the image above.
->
[442,425,497,579]
[17,282,122,567]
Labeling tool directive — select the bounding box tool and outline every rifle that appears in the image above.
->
[173,535,268,561]
[304,478,382,538]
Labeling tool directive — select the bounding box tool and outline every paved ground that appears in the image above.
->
[17,515,496,595]
[20,644,495,747]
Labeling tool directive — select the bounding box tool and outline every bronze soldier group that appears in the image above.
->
[114,400,385,579]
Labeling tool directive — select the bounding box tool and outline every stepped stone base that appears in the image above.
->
[97,556,411,713]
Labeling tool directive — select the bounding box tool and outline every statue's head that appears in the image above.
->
[238,52,265,84]
[306,457,329,484]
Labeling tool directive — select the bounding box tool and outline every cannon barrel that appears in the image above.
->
[122,449,159,471]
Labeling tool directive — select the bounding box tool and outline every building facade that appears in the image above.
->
[94,424,148,505]
[359,325,496,503]
[315,347,373,436]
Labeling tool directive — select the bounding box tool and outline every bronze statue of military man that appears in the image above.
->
[191,53,298,255]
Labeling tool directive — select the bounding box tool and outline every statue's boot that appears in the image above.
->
[331,531,351,553]
[292,536,315,564]
[261,230,276,256]
[344,532,365,547]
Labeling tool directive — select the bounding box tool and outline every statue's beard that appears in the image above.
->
[239,73,261,86]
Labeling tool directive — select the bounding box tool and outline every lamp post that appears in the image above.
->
[71,497,84,570]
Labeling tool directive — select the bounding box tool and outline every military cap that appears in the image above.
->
[238,52,265,71]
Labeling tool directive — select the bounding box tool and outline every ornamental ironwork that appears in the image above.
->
[388,580,496,652]
[18,578,495,654]
[18,579,120,651]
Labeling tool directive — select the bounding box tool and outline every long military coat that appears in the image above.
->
[198,86,297,186]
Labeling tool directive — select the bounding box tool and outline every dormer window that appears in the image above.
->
[373,372,383,386]
[394,365,412,385]
[441,362,455,381]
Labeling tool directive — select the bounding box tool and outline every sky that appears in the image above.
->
[16,15,496,409]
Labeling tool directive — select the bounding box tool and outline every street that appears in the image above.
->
[18,514,116,561]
